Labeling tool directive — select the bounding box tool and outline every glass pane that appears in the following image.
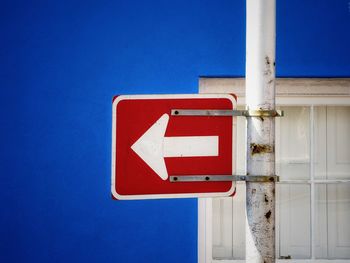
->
[212,198,233,259]
[314,106,327,180]
[315,106,350,180]
[276,107,310,180]
[231,183,246,260]
[212,183,247,260]
[316,184,350,259]
[326,106,350,180]
[315,184,328,258]
[278,184,311,259]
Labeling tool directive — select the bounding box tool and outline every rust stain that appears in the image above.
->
[252,189,256,194]
[264,56,272,76]
[265,210,272,220]
[250,143,274,155]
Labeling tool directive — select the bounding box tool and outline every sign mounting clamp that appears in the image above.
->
[171,109,283,117]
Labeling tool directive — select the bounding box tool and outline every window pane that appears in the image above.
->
[316,184,350,259]
[212,184,246,260]
[276,107,310,180]
[315,184,328,258]
[314,106,327,180]
[278,184,311,259]
[212,197,233,259]
[315,106,350,180]
[326,106,350,180]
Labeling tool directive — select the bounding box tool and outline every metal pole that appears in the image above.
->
[245,0,276,262]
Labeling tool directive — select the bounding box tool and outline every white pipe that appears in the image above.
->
[245,0,276,262]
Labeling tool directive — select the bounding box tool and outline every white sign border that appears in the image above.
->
[111,94,237,200]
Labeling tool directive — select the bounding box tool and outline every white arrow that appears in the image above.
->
[131,114,219,180]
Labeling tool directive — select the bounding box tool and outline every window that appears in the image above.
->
[198,78,350,263]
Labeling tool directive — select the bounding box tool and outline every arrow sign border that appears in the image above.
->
[111,94,236,200]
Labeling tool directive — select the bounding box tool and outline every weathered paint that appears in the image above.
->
[250,143,274,155]
[245,0,276,262]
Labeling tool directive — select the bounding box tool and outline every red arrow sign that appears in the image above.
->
[111,94,236,200]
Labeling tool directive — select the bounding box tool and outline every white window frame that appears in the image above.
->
[198,77,350,263]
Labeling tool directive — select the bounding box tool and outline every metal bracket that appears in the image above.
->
[169,175,279,183]
[171,109,283,117]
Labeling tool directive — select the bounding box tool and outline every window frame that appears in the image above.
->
[197,77,350,263]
